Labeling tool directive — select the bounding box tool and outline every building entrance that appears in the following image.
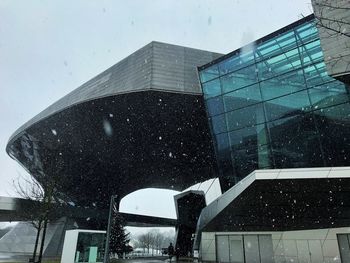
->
[216,234,274,263]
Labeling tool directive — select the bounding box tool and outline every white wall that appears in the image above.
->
[200,227,350,263]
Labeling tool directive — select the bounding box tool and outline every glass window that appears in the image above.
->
[199,64,220,82]
[206,96,224,116]
[257,48,301,80]
[214,133,234,192]
[229,236,244,263]
[202,78,221,98]
[259,235,274,263]
[211,114,227,134]
[259,69,306,100]
[243,235,260,262]
[218,48,255,75]
[294,21,319,45]
[215,132,230,153]
[264,90,311,122]
[255,30,297,61]
[314,103,350,166]
[268,114,324,168]
[308,80,349,109]
[298,40,323,66]
[231,145,259,178]
[221,64,258,94]
[216,235,230,263]
[303,61,335,88]
[226,103,265,131]
[223,84,262,112]
[228,124,269,151]
[75,232,105,263]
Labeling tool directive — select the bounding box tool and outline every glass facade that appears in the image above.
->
[216,234,274,263]
[75,232,105,263]
[199,18,350,188]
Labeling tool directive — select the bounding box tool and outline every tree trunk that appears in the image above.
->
[37,218,48,263]
[32,221,42,262]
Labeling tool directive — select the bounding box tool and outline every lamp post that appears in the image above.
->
[103,195,118,263]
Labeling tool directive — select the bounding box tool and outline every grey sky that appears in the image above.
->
[0,0,312,220]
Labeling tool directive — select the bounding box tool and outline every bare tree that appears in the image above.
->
[134,229,175,255]
[13,165,62,263]
[137,232,153,254]
[13,175,46,263]
[311,0,350,80]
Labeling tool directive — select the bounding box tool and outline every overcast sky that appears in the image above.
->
[0,0,312,223]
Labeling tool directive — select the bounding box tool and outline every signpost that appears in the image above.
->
[103,195,118,263]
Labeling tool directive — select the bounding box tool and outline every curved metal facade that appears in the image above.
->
[6,42,222,208]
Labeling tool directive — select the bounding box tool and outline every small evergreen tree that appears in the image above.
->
[109,212,132,257]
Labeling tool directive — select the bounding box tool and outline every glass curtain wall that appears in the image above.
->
[199,17,350,188]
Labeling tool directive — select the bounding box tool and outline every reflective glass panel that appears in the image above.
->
[75,232,105,263]
[211,114,226,134]
[226,103,265,131]
[256,30,297,61]
[264,90,311,122]
[303,61,333,87]
[257,48,301,80]
[295,21,318,44]
[298,40,323,66]
[218,49,255,75]
[228,124,268,151]
[199,64,219,82]
[202,78,221,98]
[259,69,306,100]
[308,80,349,109]
[206,96,224,116]
[223,84,262,112]
[221,64,258,94]
[314,103,350,165]
[268,114,323,168]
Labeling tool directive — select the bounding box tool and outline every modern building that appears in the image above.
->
[4,2,350,262]
[196,10,350,263]
[3,41,222,258]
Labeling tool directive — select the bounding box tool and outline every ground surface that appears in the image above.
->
[0,256,193,263]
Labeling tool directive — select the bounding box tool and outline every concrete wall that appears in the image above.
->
[200,227,350,262]
[312,0,350,82]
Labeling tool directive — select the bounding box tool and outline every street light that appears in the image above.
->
[103,195,118,263]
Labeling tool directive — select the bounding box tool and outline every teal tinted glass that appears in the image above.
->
[200,64,220,82]
[259,69,306,100]
[295,21,318,44]
[215,133,230,152]
[218,48,255,75]
[228,124,268,150]
[206,96,224,116]
[211,114,227,134]
[264,90,311,121]
[202,78,221,98]
[257,48,301,80]
[221,64,258,94]
[299,40,323,66]
[308,80,349,109]
[314,102,350,122]
[226,103,265,131]
[223,84,262,112]
[255,30,297,61]
[199,16,350,180]
[268,114,323,168]
[303,61,333,87]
